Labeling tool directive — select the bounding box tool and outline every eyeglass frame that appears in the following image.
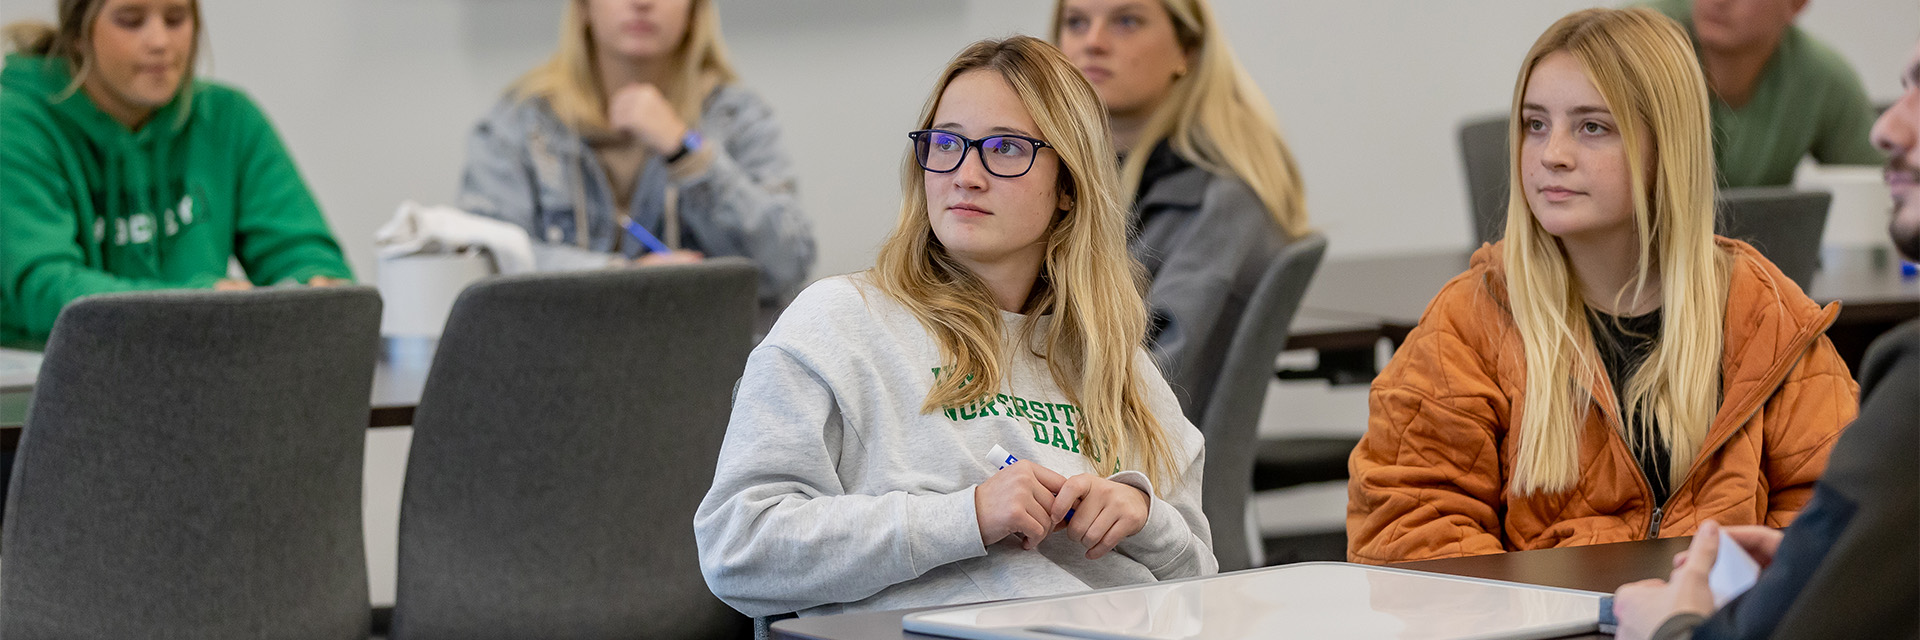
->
[906,129,1055,179]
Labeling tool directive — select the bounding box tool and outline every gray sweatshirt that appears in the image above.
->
[695,275,1217,618]
[456,84,816,319]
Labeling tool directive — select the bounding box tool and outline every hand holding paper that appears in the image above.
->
[1706,528,1761,607]
[1610,521,1742,640]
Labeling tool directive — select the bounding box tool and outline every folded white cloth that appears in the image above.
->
[374,201,536,275]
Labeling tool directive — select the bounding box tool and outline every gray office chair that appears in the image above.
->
[1196,233,1328,573]
[0,287,382,639]
[1459,114,1511,247]
[390,260,758,640]
[1717,187,1832,291]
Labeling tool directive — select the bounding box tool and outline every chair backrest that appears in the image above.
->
[1716,187,1832,291]
[1,287,382,639]
[1459,114,1511,247]
[1195,233,1328,573]
[391,260,758,640]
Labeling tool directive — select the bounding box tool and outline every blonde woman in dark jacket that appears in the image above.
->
[1053,0,1309,419]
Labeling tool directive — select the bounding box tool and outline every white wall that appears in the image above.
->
[7,0,1910,280]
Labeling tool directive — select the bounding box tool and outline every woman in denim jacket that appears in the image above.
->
[458,0,815,326]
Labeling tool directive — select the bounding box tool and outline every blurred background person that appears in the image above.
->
[458,0,814,327]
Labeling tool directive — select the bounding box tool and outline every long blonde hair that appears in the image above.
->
[510,0,737,132]
[4,0,206,122]
[872,36,1180,491]
[1504,8,1728,495]
[1051,0,1307,238]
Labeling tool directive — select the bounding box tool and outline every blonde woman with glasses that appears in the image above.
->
[1347,8,1856,564]
[1053,0,1308,417]
[695,36,1215,618]
[458,0,814,327]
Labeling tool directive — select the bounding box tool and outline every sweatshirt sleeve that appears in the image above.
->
[669,88,815,308]
[1759,333,1857,526]
[1101,351,1218,579]
[694,343,987,618]
[1346,307,1509,564]
[454,102,619,272]
[0,103,222,338]
[1104,454,1217,579]
[225,92,354,285]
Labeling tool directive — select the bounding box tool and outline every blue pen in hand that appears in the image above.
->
[621,220,674,255]
[988,445,1074,523]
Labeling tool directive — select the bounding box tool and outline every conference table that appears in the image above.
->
[3,245,1911,435]
[0,315,1378,438]
[770,536,1696,640]
[1292,244,1920,376]
[2,244,1909,435]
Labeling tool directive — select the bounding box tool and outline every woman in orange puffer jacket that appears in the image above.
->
[1347,7,1858,565]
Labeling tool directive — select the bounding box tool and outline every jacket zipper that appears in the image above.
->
[1628,303,1838,540]
[1646,386,1776,538]
[1600,398,1668,540]
[1590,359,1668,540]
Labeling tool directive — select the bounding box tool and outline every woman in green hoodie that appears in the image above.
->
[0,0,353,347]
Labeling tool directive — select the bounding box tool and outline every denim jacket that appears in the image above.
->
[456,83,816,317]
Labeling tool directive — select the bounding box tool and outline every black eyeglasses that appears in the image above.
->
[907,129,1053,178]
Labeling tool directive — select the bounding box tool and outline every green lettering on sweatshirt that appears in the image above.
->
[928,370,1088,458]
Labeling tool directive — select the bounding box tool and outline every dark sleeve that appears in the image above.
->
[1692,485,1859,640]
[1652,613,1707,640]
[1693,322,1920,640]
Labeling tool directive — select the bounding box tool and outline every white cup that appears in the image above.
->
[375,252,494,338]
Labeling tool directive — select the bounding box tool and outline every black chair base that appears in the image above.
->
[1260,530,1348,567]
[1251,436,1360,492]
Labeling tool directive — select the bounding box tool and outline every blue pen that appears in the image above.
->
[621,220,674,255]
[988,445,1074,522]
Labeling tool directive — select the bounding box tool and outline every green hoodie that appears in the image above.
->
[0,54,353,346]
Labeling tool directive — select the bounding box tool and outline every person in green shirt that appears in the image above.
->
[0,0,353,347]
[1645,0,1882,187]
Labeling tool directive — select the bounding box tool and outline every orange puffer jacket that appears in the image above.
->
[1347,238,1858,564]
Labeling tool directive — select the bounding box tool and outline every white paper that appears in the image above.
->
[0,348,43,390]
[1708,529,1762,607]
[988,444,1018,470]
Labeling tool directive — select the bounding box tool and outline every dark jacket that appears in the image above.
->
[1656,319,1919,640]
[1130,143,1291,420]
